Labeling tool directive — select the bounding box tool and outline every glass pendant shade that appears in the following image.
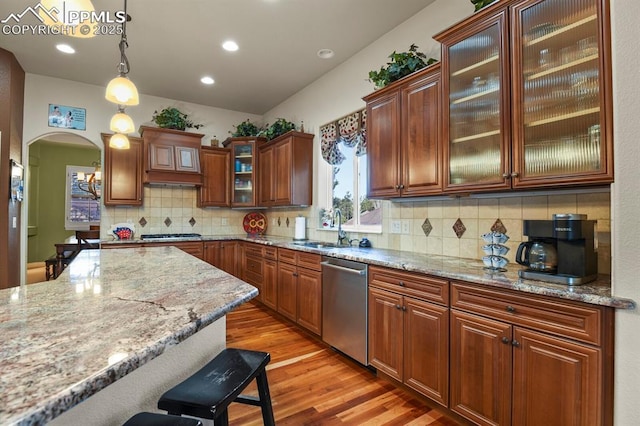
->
[110,111,135,133]
[39,0,96,38]
[105,76,139,106]
[109,133,131,149]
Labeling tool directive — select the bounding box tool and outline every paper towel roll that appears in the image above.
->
[294,216,306,240]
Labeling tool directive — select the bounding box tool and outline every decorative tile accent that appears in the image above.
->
[277,217,281,226]
[422,218,433,237]
[452,218,466,239]
[189,217,196,227]
[491,219,507,234]
[164,217,172,227]
[138,217,147,228]
[286,217,290,227]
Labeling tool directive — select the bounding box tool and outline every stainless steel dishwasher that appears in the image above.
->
[321,257,368,365]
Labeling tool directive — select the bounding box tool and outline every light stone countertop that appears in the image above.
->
[0,247,257,426]
[103,234,635,309]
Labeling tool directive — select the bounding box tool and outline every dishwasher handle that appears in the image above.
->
[321,261,366,276]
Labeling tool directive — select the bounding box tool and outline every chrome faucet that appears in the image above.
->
[333,208,348,246]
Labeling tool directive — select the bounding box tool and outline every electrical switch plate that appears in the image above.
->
[401,220,410,235]
[391,220,401,234]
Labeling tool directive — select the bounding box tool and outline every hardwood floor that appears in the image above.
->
[226,301,461,425]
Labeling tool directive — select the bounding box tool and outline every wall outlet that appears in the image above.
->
[221,218,228,225]
[12,217,16,229]
[391,220,401,234]
[401,220,410,235]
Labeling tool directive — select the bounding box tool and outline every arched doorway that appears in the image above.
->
[26,132,100,270]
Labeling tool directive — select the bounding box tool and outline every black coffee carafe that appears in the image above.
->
[515,240,558,272]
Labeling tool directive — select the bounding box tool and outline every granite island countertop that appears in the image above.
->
[102,234,636,309]
[0,247,257,425]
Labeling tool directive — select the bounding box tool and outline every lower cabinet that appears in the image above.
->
[277,248,322,335]
[203,240,237,275]
[241,242,278,307]
[368,266,449,407]
[450,281,612,426]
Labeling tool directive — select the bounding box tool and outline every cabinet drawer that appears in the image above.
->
[244,243,264,258]
[171,242,204,259]
[297,252,321,271]
[451,281,604,345]
[245,256,263,276]
[278,248,297,265]
[369,265,448,306]
[264,246,277,260]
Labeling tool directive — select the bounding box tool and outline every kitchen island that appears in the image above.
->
[0,246,257,425]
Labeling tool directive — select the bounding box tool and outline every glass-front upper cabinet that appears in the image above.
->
[223,137,266,207]
[437,10,512,192]
[511,0,612,187]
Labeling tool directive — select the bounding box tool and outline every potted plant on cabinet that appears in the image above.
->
[368,44,437,89]
[151,107,203,131]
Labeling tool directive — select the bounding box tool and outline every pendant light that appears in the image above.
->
[110,107,135,133]
[109,133,131,150]
[105,0,139,106]
[39,0,96,38]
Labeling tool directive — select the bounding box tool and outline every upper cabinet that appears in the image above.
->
[435,0,612,193]
[258,131,314,207]
[101,133,143,206]
[198,146,231,208]
[223,137,266,207]
[139,126,204,186]
[364,63,442,198]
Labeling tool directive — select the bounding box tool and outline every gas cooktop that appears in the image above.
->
[140,233,202,241]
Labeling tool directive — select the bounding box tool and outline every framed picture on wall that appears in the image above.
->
[48,104,86,131]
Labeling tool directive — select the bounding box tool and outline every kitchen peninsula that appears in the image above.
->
[0,247,257,425]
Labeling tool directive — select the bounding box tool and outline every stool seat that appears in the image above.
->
[158,348,274,426]
[123,412,203,426]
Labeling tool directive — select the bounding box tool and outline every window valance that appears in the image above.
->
[320,108,367,165]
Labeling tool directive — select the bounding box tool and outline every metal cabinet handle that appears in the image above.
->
[501,337,510,344]
[395,304,402,310]
[399,184,405,189]
[398,281,405,287]
[512,340,520,347]
[502,172,510,178]
[402,306,407,312]
[506,305,516,313]
[511,172,519,177]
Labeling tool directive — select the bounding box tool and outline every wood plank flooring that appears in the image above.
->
[226,302,461,425]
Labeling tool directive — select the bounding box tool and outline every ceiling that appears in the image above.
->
[0,0,436,115]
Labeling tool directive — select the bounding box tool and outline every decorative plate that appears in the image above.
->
[243,212,267,235]
[110,222,135,240]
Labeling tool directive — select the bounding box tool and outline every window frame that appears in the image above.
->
[65,165,101,230]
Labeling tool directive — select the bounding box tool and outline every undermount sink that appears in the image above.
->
[293,241,348,249]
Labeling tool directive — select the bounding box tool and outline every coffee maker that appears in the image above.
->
[517,213,597,285]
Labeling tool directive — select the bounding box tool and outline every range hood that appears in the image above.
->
[140,126,204,186]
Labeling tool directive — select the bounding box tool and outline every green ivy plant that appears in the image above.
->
[471,0,496,11]
[152,107,203,131]
[230,119,261,137]
[368,44,437,89]
[259,118,297,141]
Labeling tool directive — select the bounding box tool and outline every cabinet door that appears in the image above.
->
[231,141,257,206]
[203,241,220,266]
[401,68,443,196]
[296,267,322,335]
[273,139,293,206]
[404,298,449,407]
[258,145,274,206]
[441,9,512,193]
[149,143,175,170]
[512,327,602,426]
[199,147,230,207]
[219,241,237,276]
[368,287,403,381]
[175,146,200,172]
[102,135,143,206]
[277,261,297,321]
[262,259,278,311]
[511,0,613,187]
[450,310,512,426]
[366,90,402,198]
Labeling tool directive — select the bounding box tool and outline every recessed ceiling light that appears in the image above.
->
[56,44,75,54]
[201,76,215,85]
[222,40,239,52]
[317,48,335,59]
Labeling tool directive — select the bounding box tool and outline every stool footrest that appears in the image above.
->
[235,395,261,406]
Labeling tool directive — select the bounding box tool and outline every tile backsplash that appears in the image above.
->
[102,187,611,275]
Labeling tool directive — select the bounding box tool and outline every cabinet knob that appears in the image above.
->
[293,272,298,277]
[511,172,519,178]
[402,306,407,312]
[512,339,520,347]
[398,281,405,287]
[501,337,510,344]
[506,305,516,313]
[395,184,400,190]
[395,304,402,310]
[502,172,511,178]
[399,184,405,189]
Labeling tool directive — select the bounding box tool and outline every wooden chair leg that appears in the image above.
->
[256,371,275,426]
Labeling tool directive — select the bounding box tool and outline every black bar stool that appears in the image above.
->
[158,348,275,426]
[123,412,203,425]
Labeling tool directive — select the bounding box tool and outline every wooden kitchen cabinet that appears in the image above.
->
[139,126,204,185]
[277,248,322,335]
[368,266,449,407]
[242,242,278,306]
[203,240,237,275]
[435,0,613,194]
[223,137,266,207]
[198,146,230,207]
[101,133,143,206]
[449,280,613,426]
[364,63,442,198]
[258,131,314,207]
